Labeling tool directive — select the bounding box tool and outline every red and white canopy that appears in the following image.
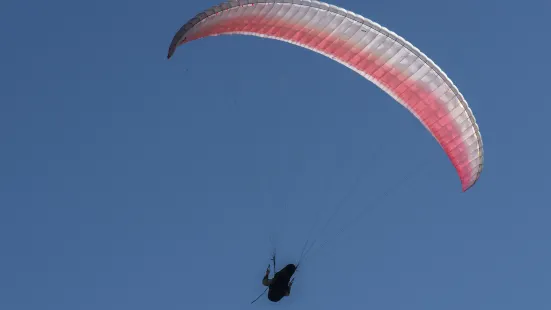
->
[168,0,484,191]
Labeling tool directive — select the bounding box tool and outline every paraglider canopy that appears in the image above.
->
[167,0,484,191]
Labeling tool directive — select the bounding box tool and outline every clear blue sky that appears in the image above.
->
[1,0,549,309]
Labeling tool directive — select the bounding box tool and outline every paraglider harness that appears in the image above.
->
[251,252,297,304]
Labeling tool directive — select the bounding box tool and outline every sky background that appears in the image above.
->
[1,0,550,309]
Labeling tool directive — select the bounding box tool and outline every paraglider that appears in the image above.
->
[249,252,297,303]
[262,254,296,302]
[167,1,485,304]
[167,0,484,192]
